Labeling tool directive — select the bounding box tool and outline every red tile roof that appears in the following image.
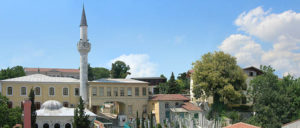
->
[25,68,79,73]
[182,102,201,111]
[150,94,190,101]
[224,122,260,128]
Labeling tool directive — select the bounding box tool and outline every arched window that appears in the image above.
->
[21,87,27,96]
[43,123,49,128]
[65,123,71,128]
[7,87,13,96]
[35,87,41,96]
[54,123,60,128]
[34,123,38,128]
[49,87,55,96]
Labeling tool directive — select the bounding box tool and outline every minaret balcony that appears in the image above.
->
[77,40,91,54]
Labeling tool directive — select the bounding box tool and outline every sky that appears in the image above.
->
[1,0,300,78]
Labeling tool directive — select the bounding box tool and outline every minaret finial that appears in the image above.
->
[80,4,88,26]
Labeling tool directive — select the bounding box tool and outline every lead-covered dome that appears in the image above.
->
[41,100,63,110]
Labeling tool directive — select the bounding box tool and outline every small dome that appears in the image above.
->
[41,100,63,110]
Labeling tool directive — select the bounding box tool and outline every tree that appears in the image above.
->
[176,72,190,94]
[142,116,145,128]
[0,66,25,80]
[7,107,22,128]
[28,88,37,128]
[192,51,246,118]
[168,72,180,94]
[0,93,22,127]
[150,111,153,128]
[87,64,110,81]
[247,65,300,128]
[73,97,91,128]
[136,111,140,128]
[111,61,130,78]
[92,67,110,80]
[0,93,9,127]
[157,83,168,94]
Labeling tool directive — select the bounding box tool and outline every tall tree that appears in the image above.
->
[192,51,246,118]
[111,61,131,78]
[150,111,153,128]
[168,72,180,94]
[176,72,190,94]
[88,64,94,81]
[73,97,91,128]
[28,89,37,128]
[0,93,9,127]
[0,93,22,127]
[136,111,140,128]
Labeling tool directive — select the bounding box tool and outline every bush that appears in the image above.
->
[156,123,162,128]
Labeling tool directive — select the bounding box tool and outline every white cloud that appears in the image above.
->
[109,54,157,78]
[220,7,300,77]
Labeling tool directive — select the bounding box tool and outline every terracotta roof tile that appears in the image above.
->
[182,102,201,111]
[224,122,260,128]
[150,94,190,101]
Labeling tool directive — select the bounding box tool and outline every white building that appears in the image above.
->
[36,100,97,128]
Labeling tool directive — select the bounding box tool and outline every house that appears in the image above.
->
[131,77,167,95]
[223,122,260,128]
[25,68,80,79]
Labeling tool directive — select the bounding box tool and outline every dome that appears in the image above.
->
[41,100,63,110]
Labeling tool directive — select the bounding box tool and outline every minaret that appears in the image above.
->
[77,6,91,103]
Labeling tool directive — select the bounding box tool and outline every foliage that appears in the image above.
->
[156,123,162,128]
[142,117,145,128]
[160,74,167,79]
[88,64,110,81]
[0,93,22,127]
[149,111,153,128]
[192,51,246,118]
[28,88,37,128]
[0,66,25,80]
[167,72,180,94]
[157,83,168,94]
[247,65,300,128]
[111,60,131,78]
[73,97,91,128]
[176,72,190,94]
[136,111,140,128]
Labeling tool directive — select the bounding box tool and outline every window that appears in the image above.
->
[54,123,60,128]
[114,87,118,96]
[175,102,180,107]
[63,87,69,96]
[92,87,97,96]
[75,88,80,96]
[65,123,71,128]
[249,71,254,76]
[120,87,125,96]
[7,87,13,96]
[194,113,199,118]
[135,87,139,96]
[35,87,41,96]
[21,87,27,96]
[49,87,55,96]
[165,102,169,108]
[107,87,111,96]
[143,105,147,113]
[63,102,69,107]
[142,87,147,96]
[35,102,41,110]
[8,101,13,108]
[127,87,132,96]
[128,105,133,114]
[21,102,24,110]
[43,123,49,128]
[99,87,104,96]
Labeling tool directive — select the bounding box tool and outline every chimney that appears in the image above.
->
[23,100,31,128]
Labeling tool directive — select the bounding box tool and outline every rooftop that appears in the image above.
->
[224,122,260,128]
[25,68,79,73]
[181,102,202,111]
[0,74,79,83]
[91,78,148,84]
[150,94,190,101]
[131,77,167,80]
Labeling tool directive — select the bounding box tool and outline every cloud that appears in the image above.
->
[219,6,300,77]
[109,54,157,78]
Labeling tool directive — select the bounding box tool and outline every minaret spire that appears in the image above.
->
[80,5,88,26]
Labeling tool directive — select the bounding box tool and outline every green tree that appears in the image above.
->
[192,51,246,118]
[88,64,94,81]
[167,72,180,94]
[0,66,25,80]
[142,117,145,128]
[0,93,9,127]
[92,67,110,80]
[73,97,91,128]
[248,65,300,128]
[136,111,140,128]
[28,88,37,128]
[157,83,168,94]
[150,111,153,128]
[111,61,131,78]
[7,107,22,127]
[176,72,190,94]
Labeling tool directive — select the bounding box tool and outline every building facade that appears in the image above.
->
[132,77,167,95]
[25,68,79,79]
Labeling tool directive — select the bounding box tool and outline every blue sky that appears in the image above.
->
[1,0,300,78]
